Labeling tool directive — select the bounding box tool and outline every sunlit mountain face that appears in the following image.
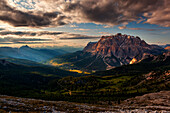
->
[0,0,169,48]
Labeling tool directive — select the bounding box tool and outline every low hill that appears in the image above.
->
[0,57,44,66]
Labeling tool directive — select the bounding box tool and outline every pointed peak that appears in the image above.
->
[20,45,31,49]
[116,33,122,36]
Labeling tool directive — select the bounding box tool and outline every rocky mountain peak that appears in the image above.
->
[20,45,31,49]
[83,33,166,69]
[84,33,150,56]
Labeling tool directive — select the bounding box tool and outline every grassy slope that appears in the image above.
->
[0,60,81,99]
[42,56,170,103]
[0,57,44,66]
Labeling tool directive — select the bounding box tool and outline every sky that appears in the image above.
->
[0,0,169,48]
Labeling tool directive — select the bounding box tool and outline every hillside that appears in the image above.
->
[0,59,81,99]
[51,53,169,103]
[0,57,44,66]
[0,52,168,104]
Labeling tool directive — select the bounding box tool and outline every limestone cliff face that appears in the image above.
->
[83,33,165,69]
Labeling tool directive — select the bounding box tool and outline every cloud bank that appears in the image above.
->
[0,31,63,36]
[118,26,170,31]
[0,37,52,44]
[0,30,99,46]
[0,0,66,27]
[0,0,169,27]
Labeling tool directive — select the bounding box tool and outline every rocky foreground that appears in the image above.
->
[0,91,170,113]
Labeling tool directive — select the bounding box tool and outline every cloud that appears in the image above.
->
[118,26,127,30]
[0,30,99,40]
[70,24,78,27]
[118,26,170,31]
[0,0,169,28]
[62,0,170,27]
[0,30,99,46]
[74,28,99,31]
[59,33,99,40]
[0,31,63,36]
[144,0,170,27]
[0,37,52,44]
[74,28,91,31]
[0,28,5,31]
[103,25,113,28]
[0,0,67,27]
[99,32,112,35]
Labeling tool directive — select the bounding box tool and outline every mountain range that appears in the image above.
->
[49,33,167,71]
[0,45,68,63]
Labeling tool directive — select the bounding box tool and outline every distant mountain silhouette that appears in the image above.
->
[0,45,68,62]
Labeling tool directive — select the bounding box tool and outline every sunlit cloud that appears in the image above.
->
[118,26,170,31]
[99,32,112,36]
[0,30,99,47]
[74,28,91,31]
[69,24,78,28]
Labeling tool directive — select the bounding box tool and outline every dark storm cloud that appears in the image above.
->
[63,0,170,26]
[0,0,66,27]
[0,0,169,27]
